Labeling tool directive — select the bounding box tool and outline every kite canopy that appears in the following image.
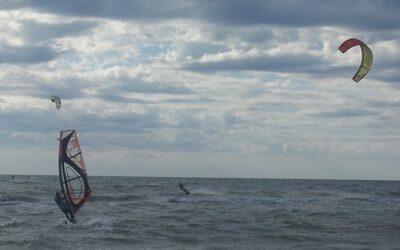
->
[338,38,373,82]
[50,95,61,109]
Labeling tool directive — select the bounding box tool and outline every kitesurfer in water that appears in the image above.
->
[54,191,76,223]
[179,182,190,195]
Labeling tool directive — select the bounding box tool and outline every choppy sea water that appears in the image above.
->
[0,175,400,250]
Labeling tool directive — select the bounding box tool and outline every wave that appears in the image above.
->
[260,190,284,198]
[0,201,19,206]
[380,190,400,198]
[306,211,349,218]
[0,218,27,229]
[98,236,141,245]
[1,194,39,203]
[282,219,325,231]
[343,197,378,203]
[105,183,160,191]
[314,191,339,197]
[190,187,223,196]
[90,194,143,202]
[167,196,224,205]
[168,198,184,203]
[84,217,115,231]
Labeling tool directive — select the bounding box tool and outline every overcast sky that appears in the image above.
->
[0,0,399,179]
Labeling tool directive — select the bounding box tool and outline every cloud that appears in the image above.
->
[309,108,380,118]
[183,52,327,73]
[198,1,400,30]
[114,78,194,95]
[93,75,196,104]
[19,20,99,43]
[0,44,57,64]
[1,0,398,31]
[363,39,400,84]
[0,1,399,179]
[174,42,227,60]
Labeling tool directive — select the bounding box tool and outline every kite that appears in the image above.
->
[338,38,373,82]
[50,95,61,109]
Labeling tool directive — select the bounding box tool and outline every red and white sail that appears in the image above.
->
[58,130,91,217]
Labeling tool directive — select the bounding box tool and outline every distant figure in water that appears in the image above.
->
[179,182,190,195]
[54,191,76,223]
[12,175,15,180]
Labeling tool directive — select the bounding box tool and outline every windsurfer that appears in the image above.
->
[54,191,76,223]
[179,182,190,195]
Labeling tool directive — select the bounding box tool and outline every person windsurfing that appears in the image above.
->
[179,182,190,195]
[54,191,76,223]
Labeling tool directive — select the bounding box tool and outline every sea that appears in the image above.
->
[0,175,400,250]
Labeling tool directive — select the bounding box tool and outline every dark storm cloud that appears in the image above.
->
[0,45,57,64]
[183,53,326,73]
[1,0,398,30]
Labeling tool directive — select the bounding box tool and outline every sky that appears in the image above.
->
[0,0,399,179]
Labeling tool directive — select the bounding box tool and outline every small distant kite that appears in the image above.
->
[338,38,373,82]
[50,95,61,109]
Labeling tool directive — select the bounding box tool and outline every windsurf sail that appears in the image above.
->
[57,130,91,221]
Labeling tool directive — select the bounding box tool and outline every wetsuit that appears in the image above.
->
[179,182,190,195]
[55,191,76,223]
